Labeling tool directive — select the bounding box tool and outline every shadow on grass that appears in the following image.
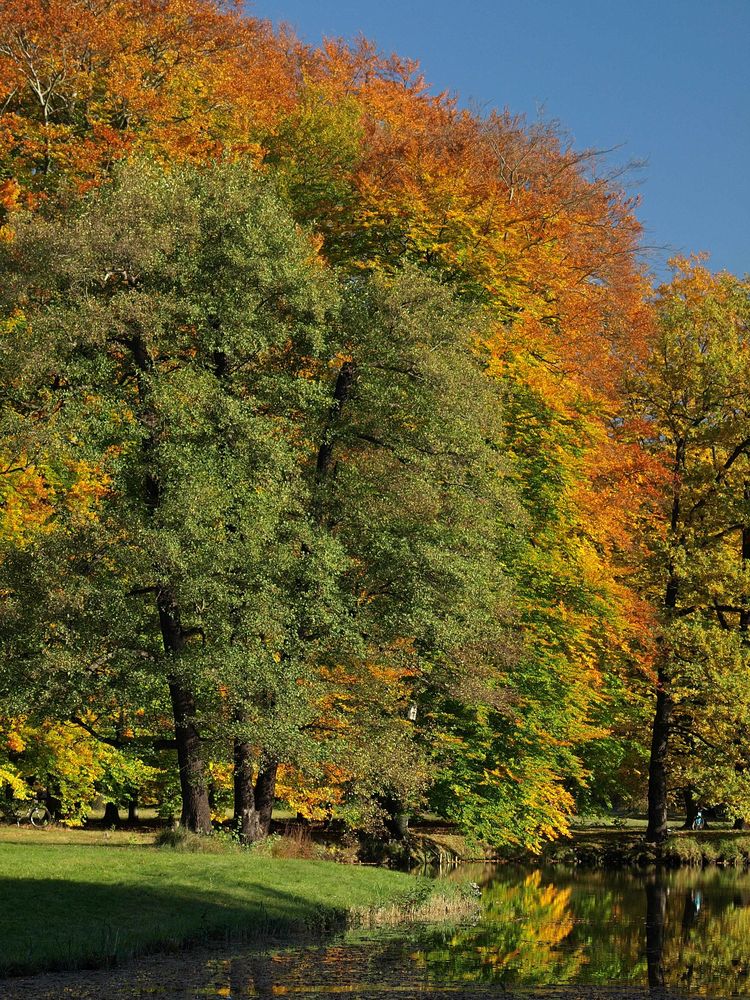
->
[0,877,348,977]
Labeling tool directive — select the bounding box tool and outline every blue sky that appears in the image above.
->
[249,1,749,280]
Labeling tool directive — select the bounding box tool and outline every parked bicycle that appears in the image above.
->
[0,796,52,827]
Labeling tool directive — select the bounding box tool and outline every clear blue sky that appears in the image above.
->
[249,0,749,280]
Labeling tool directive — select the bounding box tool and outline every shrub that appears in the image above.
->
[155,826,235,854]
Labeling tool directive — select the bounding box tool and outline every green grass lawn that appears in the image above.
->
[0,837,419,976]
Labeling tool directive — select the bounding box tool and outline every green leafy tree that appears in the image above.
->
[1,159,533,843]
[625,259,750,840]
[0,159,340,832]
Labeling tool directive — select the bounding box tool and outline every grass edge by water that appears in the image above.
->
[0,839,478,978]
[544,826,750,869]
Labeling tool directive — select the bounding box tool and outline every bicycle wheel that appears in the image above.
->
[29,803,51,827]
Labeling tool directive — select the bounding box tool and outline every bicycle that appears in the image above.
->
[0,797,52,827]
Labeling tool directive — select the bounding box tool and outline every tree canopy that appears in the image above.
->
[0,0,746,851]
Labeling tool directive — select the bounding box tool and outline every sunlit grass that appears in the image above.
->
[0,837,419,976]
[0,825,156,847]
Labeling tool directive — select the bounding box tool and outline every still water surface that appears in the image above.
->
[8,864,750,999]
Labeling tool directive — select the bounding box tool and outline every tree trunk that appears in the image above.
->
[227,359,354,847]
[645,442,685,845]
[682,787,698,830]
[233,736,255,838]
[233,738,278,843]
[315,360,357,483]
[157,589,212,834]
[229,359,355,847]
[102,801,121,826]
[646,676,673,843]
[130,331,212,835]
[45,784,62,821]
[740,484,750,633]
[255,761,278,834]
[731,489,750,824]
[168,677,212,833]
[380,794,410,840]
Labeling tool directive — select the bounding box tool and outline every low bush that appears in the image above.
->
[155,826,236,853]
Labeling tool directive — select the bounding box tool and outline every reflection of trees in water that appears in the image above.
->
[201,867,750,997]
[414,870,585,985]
[645,877,666,991]
[199,872,590,994]
[654,870,750,995]
[229,953,275,997]
[223,938,426,995]
[410,868,750,993]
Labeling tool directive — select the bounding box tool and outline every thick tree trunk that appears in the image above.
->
[646,676,673,843]
[102,801,121,826]
[232,737,278,843]
[130,331,211,835]
[255,761,278,833]
[682,787,698,830]
[646,442,685,845]
[159,591,212,834]
[168,677,212,833]
[127,795,139,824]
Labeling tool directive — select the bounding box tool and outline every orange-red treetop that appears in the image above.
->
[0,0,659,677]
[0,0,650,407]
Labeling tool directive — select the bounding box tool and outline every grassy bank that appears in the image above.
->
[545,825,750,868]
[0,835,450,977]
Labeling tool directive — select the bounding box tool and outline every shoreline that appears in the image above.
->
[541,827,750,870]
[0,838,476,979]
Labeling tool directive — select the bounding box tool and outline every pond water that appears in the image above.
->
[7,864,750,999]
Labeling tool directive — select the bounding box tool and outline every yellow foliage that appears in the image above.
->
[276,763,346,821]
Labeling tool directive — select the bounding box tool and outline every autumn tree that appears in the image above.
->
[625,259,750,841]
[0,0,297,191]
[0,159,536,845]
[0,160,344,832]
[0,0,658,846]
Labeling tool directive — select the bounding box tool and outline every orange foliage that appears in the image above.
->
[0,459,53,545]
[1,3,651,420]
[0,1,663,821]
[0,0,297,187]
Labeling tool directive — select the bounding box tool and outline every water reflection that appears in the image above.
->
[6,866,750,998]
[645,877,666,990]
[411,866,750,995]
